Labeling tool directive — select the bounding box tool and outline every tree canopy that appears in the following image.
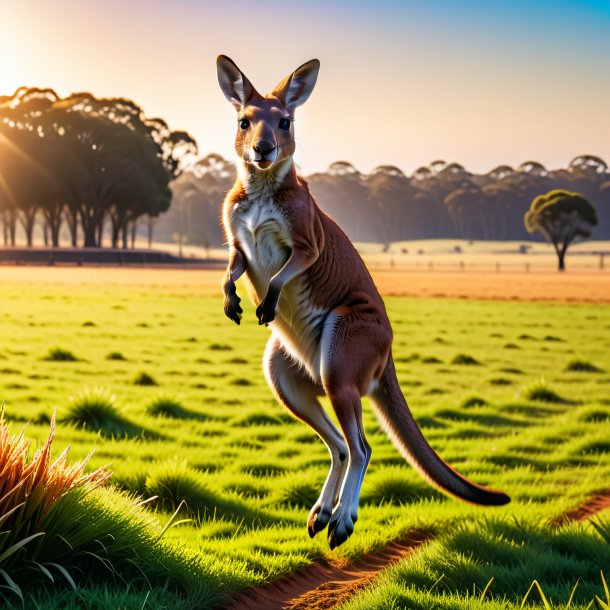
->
[524,189,598,270]
[0,87,196,247]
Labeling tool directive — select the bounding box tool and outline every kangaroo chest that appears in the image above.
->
[231,196,291,296]
[230,194,326,379]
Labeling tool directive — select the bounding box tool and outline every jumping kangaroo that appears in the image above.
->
[217,55,510,549]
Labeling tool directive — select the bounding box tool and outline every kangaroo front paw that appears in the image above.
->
[224,290,243,325]
[327,504,357,550]
[307,503,332,538]
[255,296,276,325]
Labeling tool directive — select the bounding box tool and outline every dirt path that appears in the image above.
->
[224,489,610,610]
[225,530,431,610]
[552,489,610,525]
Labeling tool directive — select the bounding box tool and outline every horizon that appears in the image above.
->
[1,1,609,176]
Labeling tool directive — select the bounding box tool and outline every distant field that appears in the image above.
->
[1,267,610,608]
[2,263,609,303]
[151,238,610,274]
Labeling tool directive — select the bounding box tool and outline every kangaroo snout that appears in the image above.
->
[251,139,277,168]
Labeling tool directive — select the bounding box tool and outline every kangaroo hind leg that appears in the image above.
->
[264,337,348,537]
[320,303,392,549]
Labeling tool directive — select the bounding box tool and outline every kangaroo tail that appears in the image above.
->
[370,357,510,506]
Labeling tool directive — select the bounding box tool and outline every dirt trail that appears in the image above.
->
[225,530,431,610]
[225,489,610,610]
[552,489,610,525]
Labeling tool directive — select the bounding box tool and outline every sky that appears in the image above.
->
[1,0,609,175]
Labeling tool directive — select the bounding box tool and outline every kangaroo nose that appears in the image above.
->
[253,140,276,157]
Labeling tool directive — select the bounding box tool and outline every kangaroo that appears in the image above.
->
[216,55,510,549]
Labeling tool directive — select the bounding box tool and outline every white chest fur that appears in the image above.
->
[231,196,291,296]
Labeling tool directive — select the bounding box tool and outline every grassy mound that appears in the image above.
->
[460,396,488,409]
[146,396,205,420]
[61,388,153,439]
[43,347,79,362]
[133,371,158,386]
[270,473,321,508]
[361,468,443,505]
[523,381,565,404]
[143,460,278,526]
[451,353,481,365]
[565,358,603,373]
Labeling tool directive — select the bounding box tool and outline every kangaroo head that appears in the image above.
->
[217,55,319,173]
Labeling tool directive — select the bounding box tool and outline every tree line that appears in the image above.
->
[0,87,196,248]
[1,87,608,250]
[160,154,610,247]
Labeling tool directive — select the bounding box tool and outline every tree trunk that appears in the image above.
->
[8,210,16,246]
[110,212,122,249]
[43,223,49,246]
[50,221,61,247]
[97,217,104,248]
[121,218,129,249]
[80,207,104,248]
[147,216,154,248]
[81,213,98,248]
[65,209,79,247]
[557,242,569,272]
[20,210,37,247]
[130,220,137,249]
[1,212,6,246]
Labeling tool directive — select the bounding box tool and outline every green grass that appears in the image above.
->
[1,275,610,607]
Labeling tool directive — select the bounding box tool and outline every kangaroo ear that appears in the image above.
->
[217,55,259,109]
[272,59,320,110]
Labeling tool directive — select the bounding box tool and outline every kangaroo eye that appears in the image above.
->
[239,118,250,130]
[279,118,291,131]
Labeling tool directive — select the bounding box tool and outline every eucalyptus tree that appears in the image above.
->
[525,189,598,271]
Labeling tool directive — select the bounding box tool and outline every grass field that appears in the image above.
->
[1,267,610,608]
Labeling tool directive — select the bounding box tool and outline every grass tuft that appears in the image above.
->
[0,412,110,599]
[106,351,127,361]
[62,388,151,439]
[144,460,273,526]
[524,380,565,403]
[134,371,158,386]
[565,358,603,373]
[271,474,321,508]
[146,396,204,421]
[43,347,79,362]
[451,353,481,365]
[461,396,488,409]
[361,468,443,505]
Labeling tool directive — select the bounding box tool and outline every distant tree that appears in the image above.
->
[524,189,598,271]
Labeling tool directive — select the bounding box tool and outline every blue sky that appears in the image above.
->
[1,0,608,174]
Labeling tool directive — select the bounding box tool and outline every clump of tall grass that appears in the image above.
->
[106,351,127,361]
[144,460,277,526]
[146,396,203,421]
[565,358,603,373]
[451,353,480,365]
[524,380,565,404]
[361,468,442,505]
[270,474,321,508]
[0,411,109,599]
[43,347,78,362]
[133,371,157,386]
[461,396,488,409]
[62,388,149,439]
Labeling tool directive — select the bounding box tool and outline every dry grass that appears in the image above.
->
[1,265,608,303]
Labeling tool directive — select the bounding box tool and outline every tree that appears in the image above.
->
[524,189,598,271]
